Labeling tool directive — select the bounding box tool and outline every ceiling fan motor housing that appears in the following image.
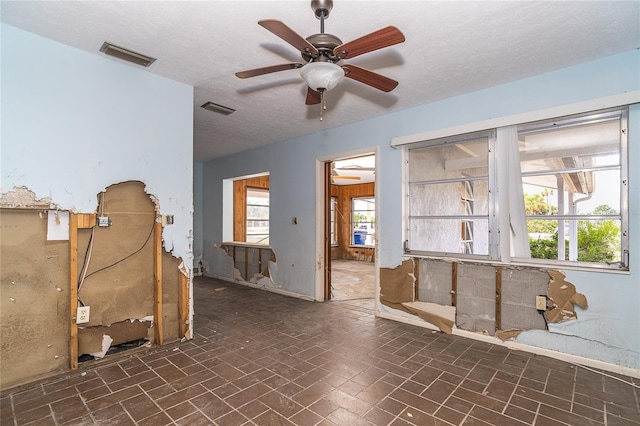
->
[302,33,343,63]
[311,0,333,19]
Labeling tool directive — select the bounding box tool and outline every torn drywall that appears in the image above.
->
[547,270,588,323]
[78,319,152,356]
[495,329,524,341]
[402,301,456,334]
[380,259,415,314]
[217,243,277,284]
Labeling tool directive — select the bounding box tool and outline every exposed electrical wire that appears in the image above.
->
[83,220,155,281]
[77,226,96,293]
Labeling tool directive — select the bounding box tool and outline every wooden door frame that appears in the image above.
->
[324,161,332,300]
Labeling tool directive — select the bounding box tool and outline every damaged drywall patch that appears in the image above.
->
[78,318,152,357]
[380,259,415,314]
[402,301,456,334]
[547,270,588,323]
[218,243,277,284]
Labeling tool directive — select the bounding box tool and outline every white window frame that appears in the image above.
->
[352,196,375,247]
[404,107,629,271]
[246,187,269,245]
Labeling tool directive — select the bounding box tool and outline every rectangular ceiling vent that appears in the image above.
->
[99,42,156,67]
[201,101,235,116]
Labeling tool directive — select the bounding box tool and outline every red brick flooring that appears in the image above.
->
[1,276,639,425]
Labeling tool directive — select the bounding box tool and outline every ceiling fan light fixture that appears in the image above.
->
[300,62,344,92]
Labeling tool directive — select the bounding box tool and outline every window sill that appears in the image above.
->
[404,251,630,275]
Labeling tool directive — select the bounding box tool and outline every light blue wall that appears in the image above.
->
[1,24,194,264]
[203,49,640,369]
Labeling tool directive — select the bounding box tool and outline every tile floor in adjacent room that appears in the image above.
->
[1,276,639,425]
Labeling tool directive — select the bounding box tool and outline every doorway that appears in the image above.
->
[325,154,376,301]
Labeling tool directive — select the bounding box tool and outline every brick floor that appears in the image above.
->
[1,276,639,425]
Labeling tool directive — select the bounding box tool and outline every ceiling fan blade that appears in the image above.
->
[333,26,405,60]
[305,87,322,105]
[235,63,304,79]
[259,19,319,56]
[341,64,398,92]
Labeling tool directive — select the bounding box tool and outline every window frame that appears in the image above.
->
[330,196,338,246]
[351,196,375,247]
[245,187,270,245]
[403,107,629,271]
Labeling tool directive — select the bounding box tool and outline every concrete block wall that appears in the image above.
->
[418,259,453,305]
[457,263,496,334]
[415,259,549,335]
[501,268,548,330]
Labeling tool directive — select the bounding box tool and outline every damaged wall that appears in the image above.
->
[201,49,640,369]
[381,259,589,350]
[0,182,187,389]
[1,23,194,389]
[0,209,70,388]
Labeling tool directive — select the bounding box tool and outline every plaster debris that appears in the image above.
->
[0,186,57,209]
[495,329,524,341]
[547,270,588,323]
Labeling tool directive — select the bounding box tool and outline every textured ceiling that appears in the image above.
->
[2,1,639,162]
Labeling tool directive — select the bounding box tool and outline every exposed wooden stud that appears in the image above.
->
[495,266,502,331]
[179,273,189,338]
[69,213,79,370]
[154,218,164,345]
[413,258,419,301]
[451,261,458,307]
[76,213,96,229]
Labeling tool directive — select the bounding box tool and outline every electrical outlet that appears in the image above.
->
[535,295,547,311]
[77,306,90,324]
[161,214,174,226]
[98,216,110,227]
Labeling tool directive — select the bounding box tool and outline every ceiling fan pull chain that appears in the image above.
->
[320,89,325,121]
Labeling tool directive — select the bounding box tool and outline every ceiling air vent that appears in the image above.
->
[201,101,235,116]
[99,42,156,67]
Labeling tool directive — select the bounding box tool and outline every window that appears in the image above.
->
[352,197,375,246]
[246,188,269,245]
[407,133,491,255]
[330,197,338,246]
[405,108,628,270]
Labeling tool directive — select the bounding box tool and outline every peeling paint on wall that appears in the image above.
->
[0,186,59,209]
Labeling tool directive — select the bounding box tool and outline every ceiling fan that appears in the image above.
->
[235,0,405,120]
